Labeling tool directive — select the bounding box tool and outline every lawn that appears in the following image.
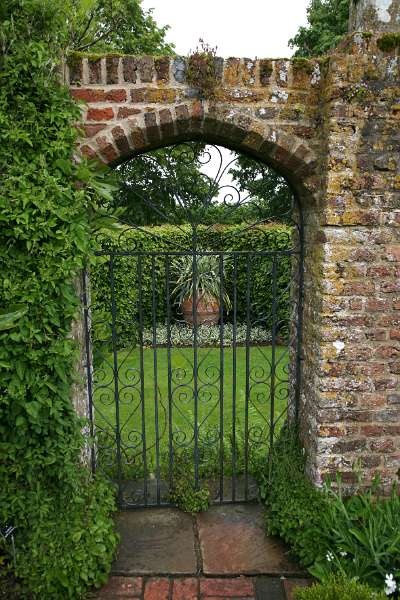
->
[92,345,289,478]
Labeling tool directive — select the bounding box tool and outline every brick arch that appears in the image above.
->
[69,54,322,201]
[79,104,318,198]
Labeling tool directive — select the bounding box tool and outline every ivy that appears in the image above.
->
[0,1,118,597]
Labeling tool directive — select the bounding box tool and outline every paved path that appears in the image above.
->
[94,505,311,600]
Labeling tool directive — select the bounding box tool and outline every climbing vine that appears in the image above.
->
[0,1,118,597]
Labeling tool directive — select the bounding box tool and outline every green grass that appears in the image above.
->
[93,345,289,478]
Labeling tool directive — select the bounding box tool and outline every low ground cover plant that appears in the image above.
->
[294,575,386,600]
[264,426,400,597]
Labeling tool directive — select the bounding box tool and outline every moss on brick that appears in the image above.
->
[291,57,314,75]
[377,33,400,52]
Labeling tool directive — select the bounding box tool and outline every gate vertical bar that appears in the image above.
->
[137,255,148,505]
[219,253,224,503]
[269,255,278,465]
[82,267,95,475]
[151,256,161,504]
[165,255,174,491]
[232,255,238,502]
[192,234,199,489]
[109,256,123,505]
[244,255,252,501]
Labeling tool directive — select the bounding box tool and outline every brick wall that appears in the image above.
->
[69,33,400,491]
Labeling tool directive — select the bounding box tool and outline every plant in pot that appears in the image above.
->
[172,254,231,326]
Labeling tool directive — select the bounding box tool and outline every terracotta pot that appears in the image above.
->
[181,295,220,326]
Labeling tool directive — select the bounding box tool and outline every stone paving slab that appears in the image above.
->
[197,505,304,576]
[113,509,198,575]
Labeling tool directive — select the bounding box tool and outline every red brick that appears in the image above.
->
[361,425,385,436]
[366,298,390,312]
[98,576,143,597]
[144,578,169,600]
[118,107,141,119]
[96,136,118,162]
[386,245,400,262]
[80,144,97,159]
[105,89,127,102]
[87,107,114,121]
[370,439,395,453]
[84,124,107,137]
[200,577,254,597]
[71,88,106,102]
[172,578,198,599]
[375,346,400,359]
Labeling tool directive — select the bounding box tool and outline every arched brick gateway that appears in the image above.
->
[70,3,400,491]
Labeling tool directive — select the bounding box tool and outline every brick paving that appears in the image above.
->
[95,575,312,599]
[94,505,312,600]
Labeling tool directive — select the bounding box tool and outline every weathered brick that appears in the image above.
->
[84,124,107,137]
[105,89,127,102]
[155,56,170,82]
[138,56,154,82]
[87,107,114,121]
[106,56,120,84]
[123,57,138,83]
[71,88,106,102]
[144,111,160,144]
[117,107,141,119]
[144,578,169,600]
[112,126,130,155]
[96,136,118,162]
[172,578,197,600]
[159,108,174,138]
[200,577,254,596]
[88,58,102,84]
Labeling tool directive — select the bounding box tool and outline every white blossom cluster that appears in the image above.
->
[141,323,273,347]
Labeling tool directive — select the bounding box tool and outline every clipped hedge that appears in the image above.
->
[91,223,294,347]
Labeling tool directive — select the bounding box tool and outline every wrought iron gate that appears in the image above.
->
[83,144,304,508]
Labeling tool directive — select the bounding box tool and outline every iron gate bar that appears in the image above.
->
[244,255,251,502]
[109,256,123,506]
[219,252,224,502]
[269,254,278,473]
[232,255,238,502]
[192,230,200,491]
[165,256,174,495]
[151,256,161,505]
[137,255,148,505]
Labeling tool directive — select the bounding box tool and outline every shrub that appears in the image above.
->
[263,426,331,566]
[265,427,400,595]
[294,575,386,600]
[309,479,400,592]
[169,449,210,513]
[0,2,118,597]
[13,473,118,599]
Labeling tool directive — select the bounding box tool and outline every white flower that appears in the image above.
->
[384,574,397,596]
[326,551,334,562]
[339,551,348,557]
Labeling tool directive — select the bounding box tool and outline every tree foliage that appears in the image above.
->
[67,0,175,54]
[289,0,350,57]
